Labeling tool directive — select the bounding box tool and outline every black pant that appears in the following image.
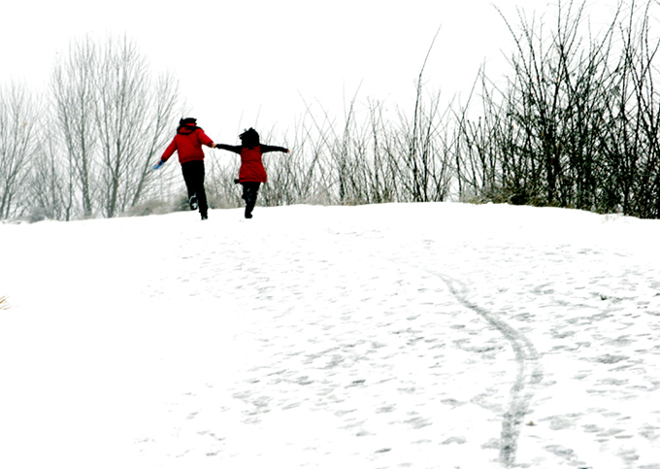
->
[241,182,261,217]
[181,160,208,216]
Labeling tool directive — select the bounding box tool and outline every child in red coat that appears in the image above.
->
[215,128,289,218]
[153,118,216,220]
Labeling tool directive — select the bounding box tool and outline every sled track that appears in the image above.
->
[432,270,543,468]
[326,229,543,467]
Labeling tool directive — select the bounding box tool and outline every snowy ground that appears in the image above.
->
[1,202,659,469]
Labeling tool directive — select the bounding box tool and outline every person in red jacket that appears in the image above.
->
[215,128,289,219]
[154,118,215,220]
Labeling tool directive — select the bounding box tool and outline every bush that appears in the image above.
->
[124,199,175,217]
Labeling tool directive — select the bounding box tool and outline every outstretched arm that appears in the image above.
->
[160,138,177,162]
[153,137,176,169]
[215,144,242,154]
[197,128,215,148]
[261,144,289,154]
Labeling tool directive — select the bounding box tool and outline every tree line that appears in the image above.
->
[1,36,180,221]
[454,0,660,218]
[1,0,659,221]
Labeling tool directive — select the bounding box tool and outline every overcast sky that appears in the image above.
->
[2,0,625,143]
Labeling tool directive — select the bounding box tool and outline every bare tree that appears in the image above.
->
[450,0,660,219]
[130,72,180,208]
[95,36,179,217]
[28,121,75,221]
[49,35,180,219]
[454,0,622,208]
[607,0,660,217]
[0,82,39,219]
[51,36,97,218]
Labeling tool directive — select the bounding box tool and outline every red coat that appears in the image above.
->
[216,143,289,183]
[161,127,214,164]
[239,146,268,183]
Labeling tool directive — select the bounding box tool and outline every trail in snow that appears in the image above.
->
[437,273,542,467]
[1,203,660,469]
[324,215,543,467]
[318,217,543,467]
[323,203,660,468]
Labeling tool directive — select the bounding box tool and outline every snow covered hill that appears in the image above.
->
[1,202,659,468]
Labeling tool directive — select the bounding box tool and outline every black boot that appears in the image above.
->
[245,194,256,219]
[241,182,260,219]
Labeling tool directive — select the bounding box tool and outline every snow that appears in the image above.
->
[1,202,659,468]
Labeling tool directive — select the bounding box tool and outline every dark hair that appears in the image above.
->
[239,128,260,147]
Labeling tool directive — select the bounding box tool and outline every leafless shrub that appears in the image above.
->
[6,2,659,220]
[123,198,173,217]
[453,0,660,218]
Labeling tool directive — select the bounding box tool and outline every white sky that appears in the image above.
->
[2,0,624,142]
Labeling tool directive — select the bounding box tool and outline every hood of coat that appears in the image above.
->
[177,124,200,135]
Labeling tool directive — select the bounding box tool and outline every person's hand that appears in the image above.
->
[152,160,165,170]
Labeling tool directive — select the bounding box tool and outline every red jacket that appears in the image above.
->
[161,126,214,164]
[239,146,268,183]
[216,144,289,183]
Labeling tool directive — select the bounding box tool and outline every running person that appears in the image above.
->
[153,118,215,220]
[215,128,289,219]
